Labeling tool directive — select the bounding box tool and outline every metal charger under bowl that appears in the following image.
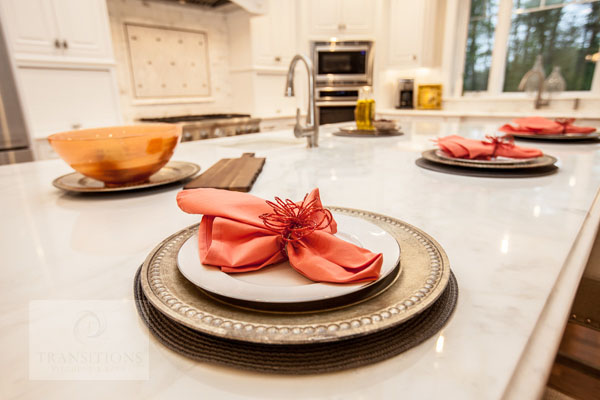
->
[140,207,451,345]
[52,161,200,193]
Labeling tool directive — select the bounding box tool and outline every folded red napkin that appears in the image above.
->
[176,188,383,283]
[499,117,596,135]
[436,135,543,159]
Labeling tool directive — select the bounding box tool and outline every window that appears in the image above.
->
[462,0,600,93]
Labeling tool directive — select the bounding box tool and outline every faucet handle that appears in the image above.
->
[293,108,305,138]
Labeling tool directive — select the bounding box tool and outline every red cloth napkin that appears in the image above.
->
[436,135,543,159]
[499,117,596,135]
[176,188,383,283]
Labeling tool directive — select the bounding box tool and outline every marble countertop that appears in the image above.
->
[2,122,600,399]
[379,108,600,120]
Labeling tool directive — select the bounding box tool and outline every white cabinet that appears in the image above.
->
[0,0,112,60]
[309,0,340,35]
[308,0,375,38]
[227,0,298,117]
[388,0,441,67]
[52,0,111,59]
[0,0,120,145]
[18,67,121,139]
[251,0,296,68]
[0,0,58,56]
[230,71,297,117]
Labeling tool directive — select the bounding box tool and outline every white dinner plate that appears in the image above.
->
[435,149,540,165]
[177,212,400,305]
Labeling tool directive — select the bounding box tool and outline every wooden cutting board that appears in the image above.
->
[183,153,265,192]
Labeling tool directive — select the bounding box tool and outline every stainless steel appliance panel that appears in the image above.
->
[316,86,361,102]
[312,41,374,86]
[317,102,356,125]
[0,22,31,163]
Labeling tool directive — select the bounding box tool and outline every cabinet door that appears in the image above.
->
[309,0,341,37]
[253,73,296,117]
[52,0,111,59]
[339,0,374,35]
[252,0,296,67]
[271,0,296,66]
[18,67,121,139]
[0,0,61,56]
[388,0,424,67]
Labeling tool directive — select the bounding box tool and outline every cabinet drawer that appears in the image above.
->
[18,67,121,139]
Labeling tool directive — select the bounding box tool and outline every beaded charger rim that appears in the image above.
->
[140,207,451,345]
[134,266,458,374]
[422,149,557,170]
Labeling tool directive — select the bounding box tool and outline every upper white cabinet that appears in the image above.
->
[227,0,298,117]
[0,0,112,61]
[308,0,375,38]
[388,0,441,68]
[0,0,58,56]
[250,0,296,68]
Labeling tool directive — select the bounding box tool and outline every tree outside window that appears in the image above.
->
[463,0,600,93]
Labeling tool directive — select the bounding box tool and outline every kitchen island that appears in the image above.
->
[2,121,600,399]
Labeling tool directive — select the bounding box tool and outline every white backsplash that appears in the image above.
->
[107,0,233,122]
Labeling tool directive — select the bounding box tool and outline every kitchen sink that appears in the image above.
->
[218,136,306,151]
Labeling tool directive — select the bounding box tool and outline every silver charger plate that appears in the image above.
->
[434,149,540,165]
[140,207,451,345]
[508,132,600,141]
[177,212,401,311]
[52,161,200,193]
[422,149,557,170]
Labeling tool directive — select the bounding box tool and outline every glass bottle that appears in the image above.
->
[544,66,566,93]
[355,86,375,130]
[519,55,546,94]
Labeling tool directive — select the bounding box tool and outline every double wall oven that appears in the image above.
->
[312,40,373,125]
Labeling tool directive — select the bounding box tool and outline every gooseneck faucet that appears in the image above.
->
[285,54,318,148]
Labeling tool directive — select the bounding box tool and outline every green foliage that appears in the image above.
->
[504,3,600,92]
[463,1,600,92]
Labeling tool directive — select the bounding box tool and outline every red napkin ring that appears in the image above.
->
[484,135,514,158]
[259,195,333,253]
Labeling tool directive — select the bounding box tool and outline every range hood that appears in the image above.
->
[159,0,266,14]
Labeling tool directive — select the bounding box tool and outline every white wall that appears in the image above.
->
[106,0,234,122]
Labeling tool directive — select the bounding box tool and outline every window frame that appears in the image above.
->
[449,0,600,99]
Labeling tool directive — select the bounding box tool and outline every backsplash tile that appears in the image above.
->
[107,0,233,122]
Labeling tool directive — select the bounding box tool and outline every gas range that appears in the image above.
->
[139,114,261,142]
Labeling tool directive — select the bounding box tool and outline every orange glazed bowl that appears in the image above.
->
[48,124,182,186]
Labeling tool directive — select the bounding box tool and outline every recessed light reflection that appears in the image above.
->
[330,168,337,181]
[501,234,509,254]
[533,205,541,217]
[435,334,445,353]
[569,177,577,187]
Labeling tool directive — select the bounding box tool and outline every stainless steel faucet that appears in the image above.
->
[518,55,549,110]
[285,54,318,148]
[518,68,549,110]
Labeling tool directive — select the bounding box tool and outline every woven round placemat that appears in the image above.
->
[415,158,558,178]
[511,133,600,143]
[134,266,458,374]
